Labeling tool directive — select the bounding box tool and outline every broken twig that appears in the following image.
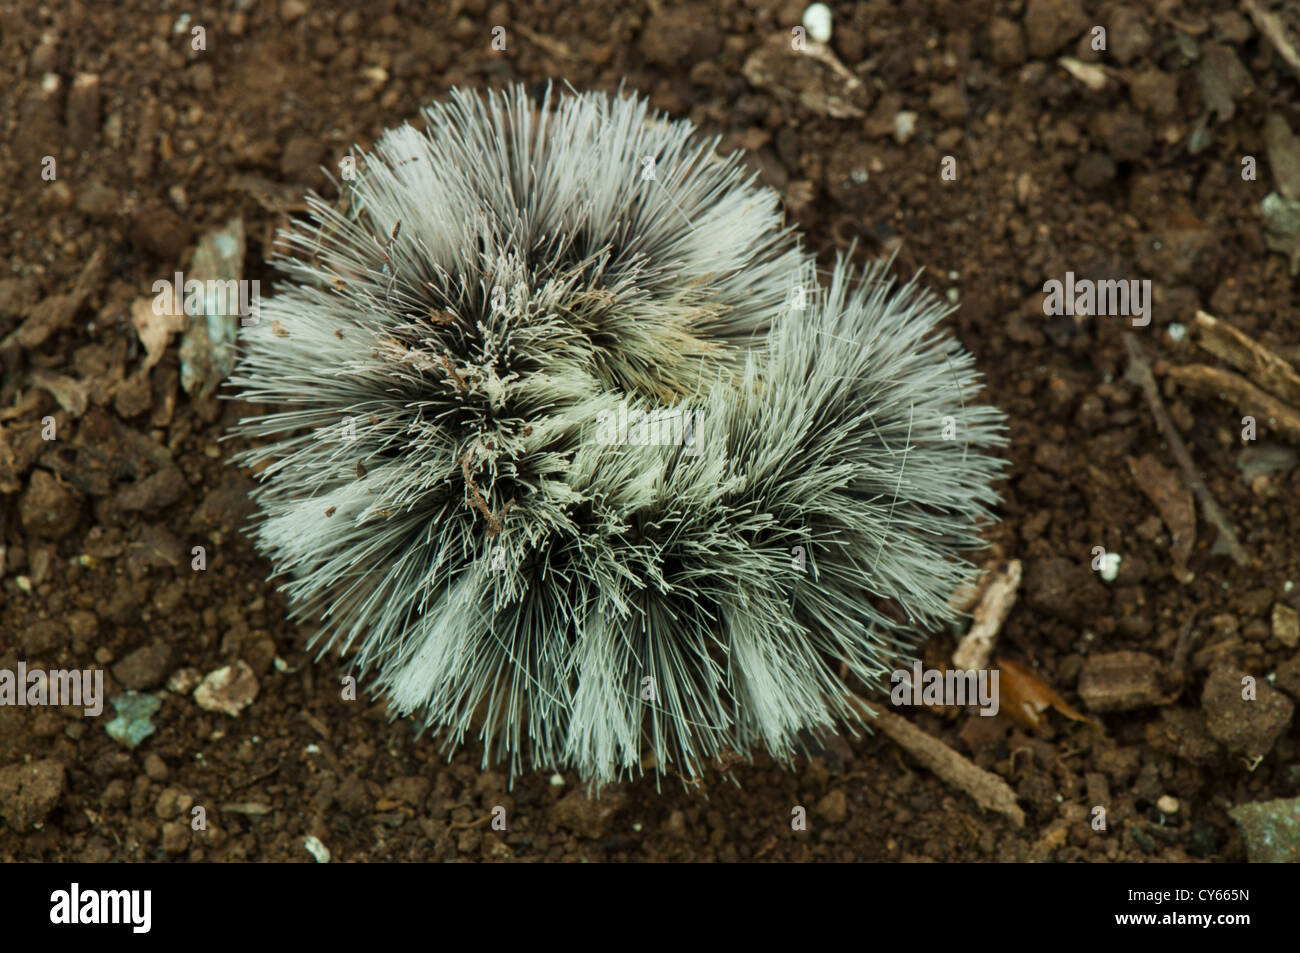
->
[1190,310,1300,407]
[1163,363,1300,445]
[850,695,1025,827]
[460,456,513,538]
[1124,335,1249,567]
[952,559,1022,671]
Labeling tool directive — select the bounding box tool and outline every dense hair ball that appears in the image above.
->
[229,84,1007,787]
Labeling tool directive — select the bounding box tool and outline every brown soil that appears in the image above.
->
[2,0,1299,862]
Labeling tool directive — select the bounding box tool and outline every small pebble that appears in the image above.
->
[143,753,169,782]
[167,667,202,694]
[892,111,918,144]
[105,692,161,749]
[802,3,832,44]
[193,661,260,716]
[303,835,331,863]
[130,204,193,262]
[281,0,309,24]
[1273,603,1299,648]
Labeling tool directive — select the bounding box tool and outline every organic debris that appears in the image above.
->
[1126,335,1249,567]
[996,658,1099,733]
[952,559,1022,671]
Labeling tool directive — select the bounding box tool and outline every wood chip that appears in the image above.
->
[1,248,106,351]
[27,369,90,417]
[1058,56,1110,91]
[1077,651,1165,712]
[220,802,273,815]
[131,296,185,369]
[1126,454,1195,567]
[513,22,578,61]
[952,559,1022,671]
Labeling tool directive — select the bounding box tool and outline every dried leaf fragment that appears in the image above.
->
[996,658,1101,733]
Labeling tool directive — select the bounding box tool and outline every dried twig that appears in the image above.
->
[952,559,1022,671]
[513,22,578,61]
[1163,363,1300,445]
[1190,310,1300,407]
[460,456,513,538]
[461,457,499,534]
[850,695,1025,827]
[1168,614,1198,694]
[1125,336,1249,566]
[439,353,469,392]
[231,765,281,791]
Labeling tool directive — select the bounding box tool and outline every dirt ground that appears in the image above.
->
[2,0,1299,863]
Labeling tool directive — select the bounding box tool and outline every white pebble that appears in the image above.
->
[803,3,833,44]
[303,835,331,863]
[892,111,918,144]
